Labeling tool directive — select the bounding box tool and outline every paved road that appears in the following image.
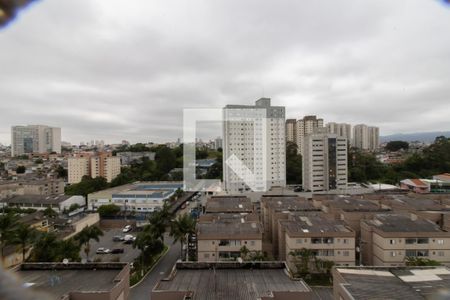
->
[80,228,140,263]
[130,234,181,300]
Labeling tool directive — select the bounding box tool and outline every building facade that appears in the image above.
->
[285,119,297,144]
[223,98,286,192]
[353,124,379,151]
[68,152,121,184]
[302,133,348,193]
[11,125,61,156]
[326,122,352,143]
[295,115,324,155]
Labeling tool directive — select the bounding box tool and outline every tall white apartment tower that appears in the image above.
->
[327,122,352,143]
[303,132,348,193]
[223,98,286,193]
[368,126,380,151]
[285,119,297,144]
[353,124,379,151]
[11,125,61,156]
[296,116,324,155]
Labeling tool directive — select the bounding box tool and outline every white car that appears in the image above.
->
[122,225,132,233]
[96,247,111,254]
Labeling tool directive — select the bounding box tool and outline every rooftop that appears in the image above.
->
[1,194,72,205]
[153,262,311,300]
[88,181,183,196]
[321,196,387,212]
[282,214,353,235]
[262,196,318,212]
[15,263,128,299]
[205,196,253,213]
[197,219,262,238]
[363,213,444,233]
[335,266,450,300]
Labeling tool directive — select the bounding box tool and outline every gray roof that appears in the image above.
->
[17,269,120,298]
[197,220,262,238]
[364,213,444,233]
[323,197,386,211]
[206,196,253,213]
[154,268,310,299]
[283,214,353,235]
[336,267,450,300]
[263,197,318,212]
[1,194,71,205]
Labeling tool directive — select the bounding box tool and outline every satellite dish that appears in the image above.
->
[62,258,69,265]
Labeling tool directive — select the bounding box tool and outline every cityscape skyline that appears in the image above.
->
[1,0,450,144]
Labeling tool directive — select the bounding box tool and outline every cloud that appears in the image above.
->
[0,0,449,144]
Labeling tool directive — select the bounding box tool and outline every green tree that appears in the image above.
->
[65,176,108,197]
[55,165,68,179]
[75,226,103,261]
[385,141,409,152]
[30,232,59,262]
[55,238,81,262]
[170,213,196,261]
[0,213,18,262]
[16,165,26,174]
[289,248,314,275]
[405,257,441,266]
[97,204,121,217]
[286,142,302,184]
[11,223,36,261]
[154,145,177,176]
[34,158,44,164]
[43,207,58,218]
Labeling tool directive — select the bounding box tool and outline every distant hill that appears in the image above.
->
[380,131,450,143]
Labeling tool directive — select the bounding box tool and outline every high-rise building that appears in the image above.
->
[11,125,61,156]
[326,122,352,143]
[223,98,286,192]
[68,152,121,184]
[302,132,348,193]
[353,124,379,151]
[295,116,324,155]
[285,119,297,144]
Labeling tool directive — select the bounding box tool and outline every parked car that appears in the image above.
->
[122,225,132,233]
[111,248,124,254]
[113,235,124,242]
[96,247,111,254]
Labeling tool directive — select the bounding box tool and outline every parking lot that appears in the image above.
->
[80,227,141,263]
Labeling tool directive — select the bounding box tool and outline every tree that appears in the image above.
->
[16,166,26,174]
[43,207,58,218]
[385,141,409,152]
[0,213,18,262]
[97,204,121,218]
[154,145,177,176]
[286,142,302,184]
[56,165,68,179]
[170,213,196,261]
[65,176,108,197]
[34,158,44,164]
[55,239,81,262]
[289,248,314,275]
[11,223,36,261]
[30,232,59,262]
[75,226,103,261]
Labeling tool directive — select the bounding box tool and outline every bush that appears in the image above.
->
[97,204,121,217]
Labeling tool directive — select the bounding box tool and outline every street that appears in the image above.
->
[130,234,181,300]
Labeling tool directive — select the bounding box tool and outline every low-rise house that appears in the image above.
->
[197,214,263,262]
[400,179,430,193]
[361,213,450,266]
[1,194,85,212]
[279,213,356,271]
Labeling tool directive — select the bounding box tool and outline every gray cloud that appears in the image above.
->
[0,0,449,144]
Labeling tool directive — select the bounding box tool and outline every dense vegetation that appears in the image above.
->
[385,140,409,152]
[286,142,302,185]
[350,136,450,184]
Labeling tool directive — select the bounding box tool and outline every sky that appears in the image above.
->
[0,0,449,145]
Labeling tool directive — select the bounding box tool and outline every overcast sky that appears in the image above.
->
[1,0,449,145]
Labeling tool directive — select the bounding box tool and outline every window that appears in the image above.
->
[343,239,348,244]
[204,253,210,258]
[296,239,302,244]
[437,239,444,245]
[343,251,349,257]
[438,251,445,257]
[389,239,396,245]
[405,238,416,244]
[219,240,230,246]
[391,252,396,257]
[417,238,429,244]
[250,241,255,246]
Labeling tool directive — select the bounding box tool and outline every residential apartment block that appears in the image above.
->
[326,122,352,143]
[11,125,61,156]
[302,132,348,193]
[205,195,254,214]
[280,214,356,270]
[353,124,379,151]
[361,213,450,266]
[0,179,64,199]
[196,214,263,262]
[285,118,297,144]
[68,152,121,184]
[223,98,286,192]
[295,115,324,155]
